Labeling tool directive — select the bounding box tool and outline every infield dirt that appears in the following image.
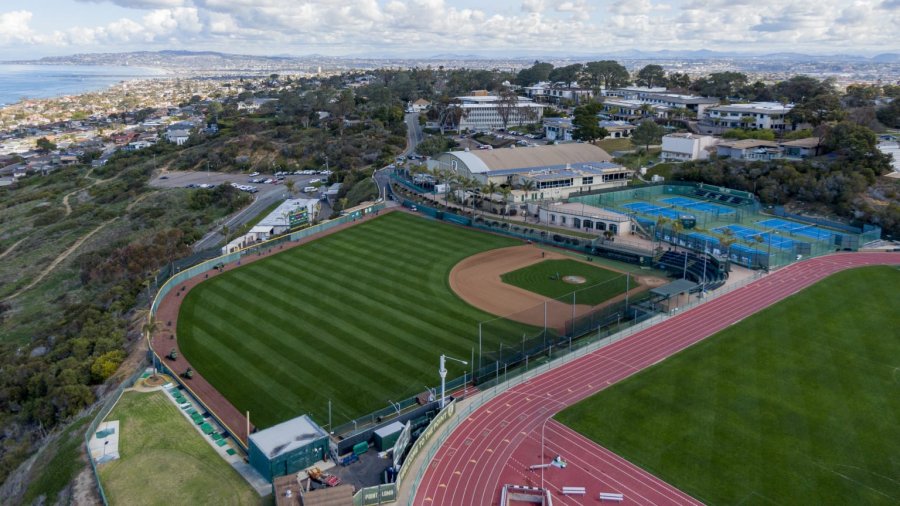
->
[449,244,666,331]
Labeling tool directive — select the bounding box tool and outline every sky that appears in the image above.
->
[0,0,898,60]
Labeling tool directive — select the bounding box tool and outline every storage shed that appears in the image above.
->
[249,415,330,482]
[373,421,405,451]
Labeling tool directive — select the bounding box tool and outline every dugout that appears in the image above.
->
[249,415,331,482]
[649,278,698,312]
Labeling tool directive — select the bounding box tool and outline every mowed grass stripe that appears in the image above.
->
[261,257,472,354]
[556,266,900,504]
[179,212,520,427]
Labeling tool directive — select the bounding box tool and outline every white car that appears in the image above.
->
[303,186,317,193]
[309,178,321,184]
[249,172,260,177]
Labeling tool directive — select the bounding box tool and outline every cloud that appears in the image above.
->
[2,0,899,55]
[0,10,38,44]
[75,0,187,7]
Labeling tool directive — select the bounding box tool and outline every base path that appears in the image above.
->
[414,252,900,505]
[449,245,664,330]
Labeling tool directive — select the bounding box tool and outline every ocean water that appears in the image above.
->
[0,64,166,107]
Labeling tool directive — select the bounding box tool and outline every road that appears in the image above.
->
[374,112,425,201]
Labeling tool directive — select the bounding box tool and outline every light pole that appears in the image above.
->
[439,354,468,409]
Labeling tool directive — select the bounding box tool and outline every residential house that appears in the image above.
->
[408,98,431,113]
[660,133,719,161]
[716,139,782,161]
[166,129,191,146]
[779,138,821,159]
[598,120,635,139]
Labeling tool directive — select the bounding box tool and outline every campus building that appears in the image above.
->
[699,102,810,135]
[433,143,633,202]
[451,95,545,132]
[537,201,632,236]
[660,133,719,161]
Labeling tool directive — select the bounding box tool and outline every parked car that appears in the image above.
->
[249,172,260,176]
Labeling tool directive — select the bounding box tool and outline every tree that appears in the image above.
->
[636,65,666,88]
[788,94,845,127]
[515,61,554,86]
[631,120,664,152]
[496,87,519,130]
[548,64,583,86]
[499,186,513,215]
[36,137,57,152]
[571,102,608,143]
[583,61,630,89]
[667,72,692,90]
[483,181,498,214]
[284,178,296,196]
[876,99,900,128]
[691,71,748,99]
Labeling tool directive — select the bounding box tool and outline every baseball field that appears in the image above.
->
[556,266,900,504]
[500,259,630,305]
[178,212,529,429]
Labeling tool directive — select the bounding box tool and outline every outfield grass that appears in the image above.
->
[500,259,630,305]
[99,390,260,506]
[178,212,522,428]
[556,266,900,505]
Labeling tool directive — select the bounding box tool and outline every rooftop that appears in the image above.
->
[258,198,320,228]
[248,414,328,460]
[543,202,630,222]
[710,102,793,114]
[443,143,613,174]
[779,137,820,148]
[718,139,780,149]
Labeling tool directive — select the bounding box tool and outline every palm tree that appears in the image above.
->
[483,181,498,215]
[284,178,296,196]
[142,315,161,381]
[499,186,513,216]
[519,179,536,221]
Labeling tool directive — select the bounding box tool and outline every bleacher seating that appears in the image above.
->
[655,250,727,289]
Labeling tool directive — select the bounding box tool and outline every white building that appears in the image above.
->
[433,144,632,202]
[165,129,190,146]
[700,102,807,135]
[543,117,574,141]
[660,133,719,161]
[221,198,321,254]
[538,202,632,236]
[716,139,782,161]
[452,95,545,132]
[604,86,719,117]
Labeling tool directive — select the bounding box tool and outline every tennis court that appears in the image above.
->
[713,225,796,250]
[622,201,683,220]
[662,197,736,215]
[757,218,836,242]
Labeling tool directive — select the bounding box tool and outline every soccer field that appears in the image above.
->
[178,212,521,429]
[500,259,630,305]
[556,266,900,505]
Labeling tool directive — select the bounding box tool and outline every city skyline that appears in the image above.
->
[0,0,898,61]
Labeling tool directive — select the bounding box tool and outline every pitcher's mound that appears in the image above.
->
[562,275,587,285]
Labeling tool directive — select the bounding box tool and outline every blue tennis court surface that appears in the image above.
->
[713,224,796,250]
[757,218,836,242]
[622,201,682,220]
[661,197,736,215]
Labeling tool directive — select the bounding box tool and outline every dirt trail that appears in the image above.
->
[4,192,154,302]
[61,169,109,217]
[449,244,666,330]
[0,237,26,261]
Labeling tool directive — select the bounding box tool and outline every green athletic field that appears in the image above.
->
[99,391,260,506]
[556,266,900,505]
[178,212,522,429]
[500,259,630,305]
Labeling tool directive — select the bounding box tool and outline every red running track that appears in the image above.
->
[413,252,900,505]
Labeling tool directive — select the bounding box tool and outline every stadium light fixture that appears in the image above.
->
[439,354,468,409]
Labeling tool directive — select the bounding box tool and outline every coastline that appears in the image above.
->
[0,64,169,109]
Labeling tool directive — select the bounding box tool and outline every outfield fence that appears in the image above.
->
[84,364,148,506]
[402,267,768,504]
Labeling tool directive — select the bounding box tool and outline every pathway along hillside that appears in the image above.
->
[412,252,900,506]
